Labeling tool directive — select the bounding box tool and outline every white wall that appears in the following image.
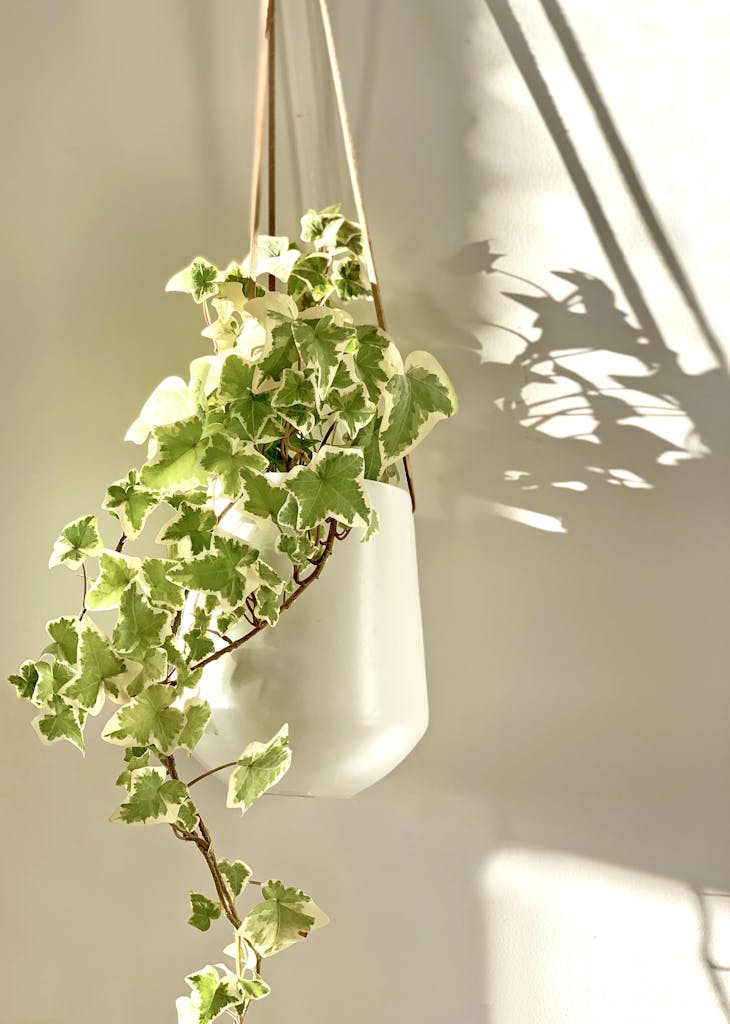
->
[1,2,729,1021]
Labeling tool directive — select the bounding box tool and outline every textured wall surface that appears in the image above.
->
[1,2,729,1022]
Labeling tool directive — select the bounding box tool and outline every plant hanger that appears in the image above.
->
[249,0,417,509]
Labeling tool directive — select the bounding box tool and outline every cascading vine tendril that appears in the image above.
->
[7,204,457,1023]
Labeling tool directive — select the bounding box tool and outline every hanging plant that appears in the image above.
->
[7,202,456,1022]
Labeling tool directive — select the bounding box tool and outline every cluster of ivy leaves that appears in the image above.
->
[7,204,456,1023]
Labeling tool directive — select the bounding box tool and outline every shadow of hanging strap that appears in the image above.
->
[483,0,668,356]
[540,0,726,372]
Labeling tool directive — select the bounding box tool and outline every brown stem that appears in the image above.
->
[187,761,239,788]
[191,519,339,672]
[318,421,336,449]
[79,563,88,621]
[115,532,127,553]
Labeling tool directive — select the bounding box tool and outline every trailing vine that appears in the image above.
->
[7,204,457,1023]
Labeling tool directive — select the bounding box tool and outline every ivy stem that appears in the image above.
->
[79,563,88,621]
[190,518,339,672]
[187,761,238,787]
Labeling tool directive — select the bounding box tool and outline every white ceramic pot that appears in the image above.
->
[188,479,428,797]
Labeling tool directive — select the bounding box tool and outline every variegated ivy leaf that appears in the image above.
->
[253,587,280,626]
[140,416,212,492]
[286,446,371,530]
[201,314,241,353]
[49,515,104,570]
[353,414,383,481]
[103,470,159,540]
[125,376,198,445]
[115,746,150,788]
[275,532,319,567]
[244,235,300,282]
[8,660,41,702]
[32,697,86,753]
[171,536,260,611]
[352,324,401,402]
[112,586,170,655]
[177,798,200,833]
[239,470,287,524]
[218,859,252,897]
[164,638,203,691]
[380,350,458,465]
[111,766,189,825]
[332,254,369,300]
[157,502,217,557]
[217,352,256,403]
[239,879,328,957]
[140,558,186,611]
[120,645,169,701]
[85,551,141,611]
[287,251,332,303]
[300,203,362,254]
[291,314,354,395]
[325,382,376,438]
[102,683,185,753]
[32,659,74,707]
[256,320,299,385]
[177,697,211,754]
[176,966,240,1024]
[200,435,267,498]
[64,621,125,713]
[270,368,318,432]
[43,616,79,665]
[183,606,215,662]
[229,391,283,443]
[188,892,222,932]
[226,725,291,814]
[166,257,219,303]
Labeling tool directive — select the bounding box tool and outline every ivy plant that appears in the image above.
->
[7,203,457,1023]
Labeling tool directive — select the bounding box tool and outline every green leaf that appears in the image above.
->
[103,470,159,539]
[300,204,362,254]
[380,351,458,464]
[270,368,318,432]
[111,766,189,824]
[157,502,217,556]
[85,551,141,611]
[49,515,103,570]
[287,446,370,530]
[239,470,287,523]
[177,698,211,754]
[166,257,219,303]
[201,435,267,498]
[102,683,185,753]
[230,392,282,443]
[140,416,211,492]
[172,536,259,610]
[164,638,203,691]
[188,892,222,932]
[64,621,126,712]
[218,859,252,897]
[112,586,170,655]
[292,314,354,395]
[226,725,291,814]
[239,879,328,957]
[32,698,86,753]
[140,558,186,611]
[240,976,270,1000]
[275,532,319,568]
[43,617,79,665]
